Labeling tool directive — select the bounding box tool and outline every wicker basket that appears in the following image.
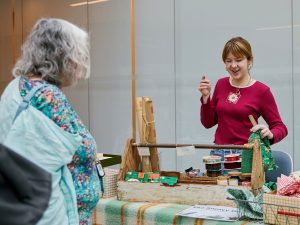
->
[102,168,119,198]
[230,192,300,225]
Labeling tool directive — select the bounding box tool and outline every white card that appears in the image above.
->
[176,146,196,156]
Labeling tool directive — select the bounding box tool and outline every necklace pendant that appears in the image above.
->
[227,89,241,104]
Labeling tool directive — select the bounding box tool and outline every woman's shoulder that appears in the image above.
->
[218,76,229,82]
[20,76,67,104]
[216,76,230,86]
[20,76,80,133]
[252,80,270,91]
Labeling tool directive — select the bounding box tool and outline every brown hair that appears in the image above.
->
[222,37,253,62]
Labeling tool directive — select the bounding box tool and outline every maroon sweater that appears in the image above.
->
[200,77,288,145]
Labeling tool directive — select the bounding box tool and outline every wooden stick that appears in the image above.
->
[131,0,136,140]
[248,115,257,126]
[132,143,252,150]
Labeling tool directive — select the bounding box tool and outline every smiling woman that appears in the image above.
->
[198,36,288,166]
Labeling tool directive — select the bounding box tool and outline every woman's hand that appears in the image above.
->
[198,75,211,103]
[250,124,274,140]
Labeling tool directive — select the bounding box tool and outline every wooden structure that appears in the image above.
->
[118,140,265,191]
[117,139,264,205]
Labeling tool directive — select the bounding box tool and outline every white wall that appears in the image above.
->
[0,0,298,171]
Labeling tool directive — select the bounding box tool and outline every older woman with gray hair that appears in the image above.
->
[0,18,100,225]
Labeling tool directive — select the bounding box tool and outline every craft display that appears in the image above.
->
[117,98,268,207]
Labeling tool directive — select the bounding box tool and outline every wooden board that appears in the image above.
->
[251,140,265,192]
[117,181,249,207]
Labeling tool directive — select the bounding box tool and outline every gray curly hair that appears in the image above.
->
[12,18,90,87]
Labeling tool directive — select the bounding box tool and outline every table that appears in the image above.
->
[93,198,263,225]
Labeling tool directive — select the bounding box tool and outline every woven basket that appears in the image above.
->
[102,168,119,198]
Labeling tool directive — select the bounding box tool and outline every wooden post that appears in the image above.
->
[136,97,152,172]
[131,0,136,141]
[142,97,160,172]
[248,114,265,193]
[251,140,265,192]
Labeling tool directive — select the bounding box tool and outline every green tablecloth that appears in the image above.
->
[93,198,263,225]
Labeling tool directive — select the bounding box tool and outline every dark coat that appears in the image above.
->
[0,143,52,225]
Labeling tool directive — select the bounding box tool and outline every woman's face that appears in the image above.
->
[224,52,251,82]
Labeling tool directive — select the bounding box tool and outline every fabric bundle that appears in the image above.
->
[227,186,272,220]
[277,174,300,198]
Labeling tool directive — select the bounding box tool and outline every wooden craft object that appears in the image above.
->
[136,97,152,172]
[118,138,141,181]
[247,114,265,192]
[251,140,265,192]
[136,97,145,142]
[142,97,160,172]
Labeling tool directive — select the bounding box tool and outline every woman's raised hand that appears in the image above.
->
[198,75,211,103]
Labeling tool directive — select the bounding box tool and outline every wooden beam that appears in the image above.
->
[133,143,253,150]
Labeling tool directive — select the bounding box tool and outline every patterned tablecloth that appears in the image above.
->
[93,198,263,225]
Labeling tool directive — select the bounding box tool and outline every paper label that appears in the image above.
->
[176,146,196,156]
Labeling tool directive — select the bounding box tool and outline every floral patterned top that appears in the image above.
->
[19,76,100,225]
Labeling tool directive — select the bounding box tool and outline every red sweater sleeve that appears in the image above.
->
[260,88,288,144]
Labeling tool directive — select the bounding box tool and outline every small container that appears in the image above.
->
[228,178,239,186]
[242,181,251,187]
[217,176,228,186]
